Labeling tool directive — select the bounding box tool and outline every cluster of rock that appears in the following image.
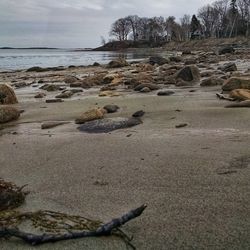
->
[1,46,250,125]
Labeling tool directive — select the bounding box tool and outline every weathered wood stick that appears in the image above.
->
[216,93,235,101]
[225,100,250,108]
[0,204,147,245]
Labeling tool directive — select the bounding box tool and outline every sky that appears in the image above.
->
[0,0,215,48]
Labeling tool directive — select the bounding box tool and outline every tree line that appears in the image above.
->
[108,0,250,44]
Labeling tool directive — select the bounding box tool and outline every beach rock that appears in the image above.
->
[99,91,120,97]
[34,92,46,98]
[132,110,145,118]
[218,62,237,72]
[103,74,115,84]
[134,83,160,91]
[149,56,169,66]
[26,66,47,72]
[93,62,100,66]
[103,74,120,84]
[13,82,29,88]
[103,105,119,113]
[200,71,214,77]
[229,89,250,101]
[0,84,18,104]
[107,58,129,68]
[46,99,64,103]
[182,50,192,55]
[218,46,235,55]
[56,90,74,99]
[124,78,139,87]
[64,76,80,84]
[75,108,106,124]
[222,77,250,91]
[0,106,20,123]
[200,77,224,86]
[70,89,83,94]
[100,86,117,91]
[81,73,107,87]
[138,63,155,72]
[77,117,142,133]
[175,65,200,86]
[109,77,123,86]
[140,87,151,93]
[40,84,61,92]
[70,82,84,88]
[157,90,175,96]
[135,73,154,84]
[184,59,197,65]
[41,121,69,129]
[169,56,182,62]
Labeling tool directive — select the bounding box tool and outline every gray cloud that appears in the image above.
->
[0,0,215,48]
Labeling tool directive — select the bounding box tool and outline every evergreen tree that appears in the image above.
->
[190,15,202,39]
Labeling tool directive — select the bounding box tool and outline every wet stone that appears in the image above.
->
[78,117,142,133]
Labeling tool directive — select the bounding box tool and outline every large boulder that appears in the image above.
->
[75,108,106,124]
[229,89,250,101]
[0,106,20,123]
[149,56,169,66]
[0,84,18,104]
[175,65,200,86]
[222,77,250,91]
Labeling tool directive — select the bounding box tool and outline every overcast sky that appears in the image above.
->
[0,0,215,48]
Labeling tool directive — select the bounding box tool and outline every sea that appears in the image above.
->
[0,48,172,71]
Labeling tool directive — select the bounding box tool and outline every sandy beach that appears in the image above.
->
[0,50,250,249]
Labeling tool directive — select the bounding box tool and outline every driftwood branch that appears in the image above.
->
[0,204,147,246]
[216,93,235,101]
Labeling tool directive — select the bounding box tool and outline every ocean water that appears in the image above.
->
[0,48,170,70]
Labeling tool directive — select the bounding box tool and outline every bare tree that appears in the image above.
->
[212,0,230,37]
[198,5,218,37]
[100,36,106,45]
[180,14,191,40]
[126,15,140,41]
[109,18,131,41]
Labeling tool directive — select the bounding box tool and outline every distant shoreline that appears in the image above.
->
[0,47,93,51]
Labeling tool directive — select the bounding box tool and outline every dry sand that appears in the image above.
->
[0,82,250,249]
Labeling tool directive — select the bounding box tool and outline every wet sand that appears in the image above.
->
[1,83,250,249]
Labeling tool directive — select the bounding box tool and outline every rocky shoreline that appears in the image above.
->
[0,46,250,249]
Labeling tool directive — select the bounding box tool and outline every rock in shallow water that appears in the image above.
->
[77,117,142,133]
